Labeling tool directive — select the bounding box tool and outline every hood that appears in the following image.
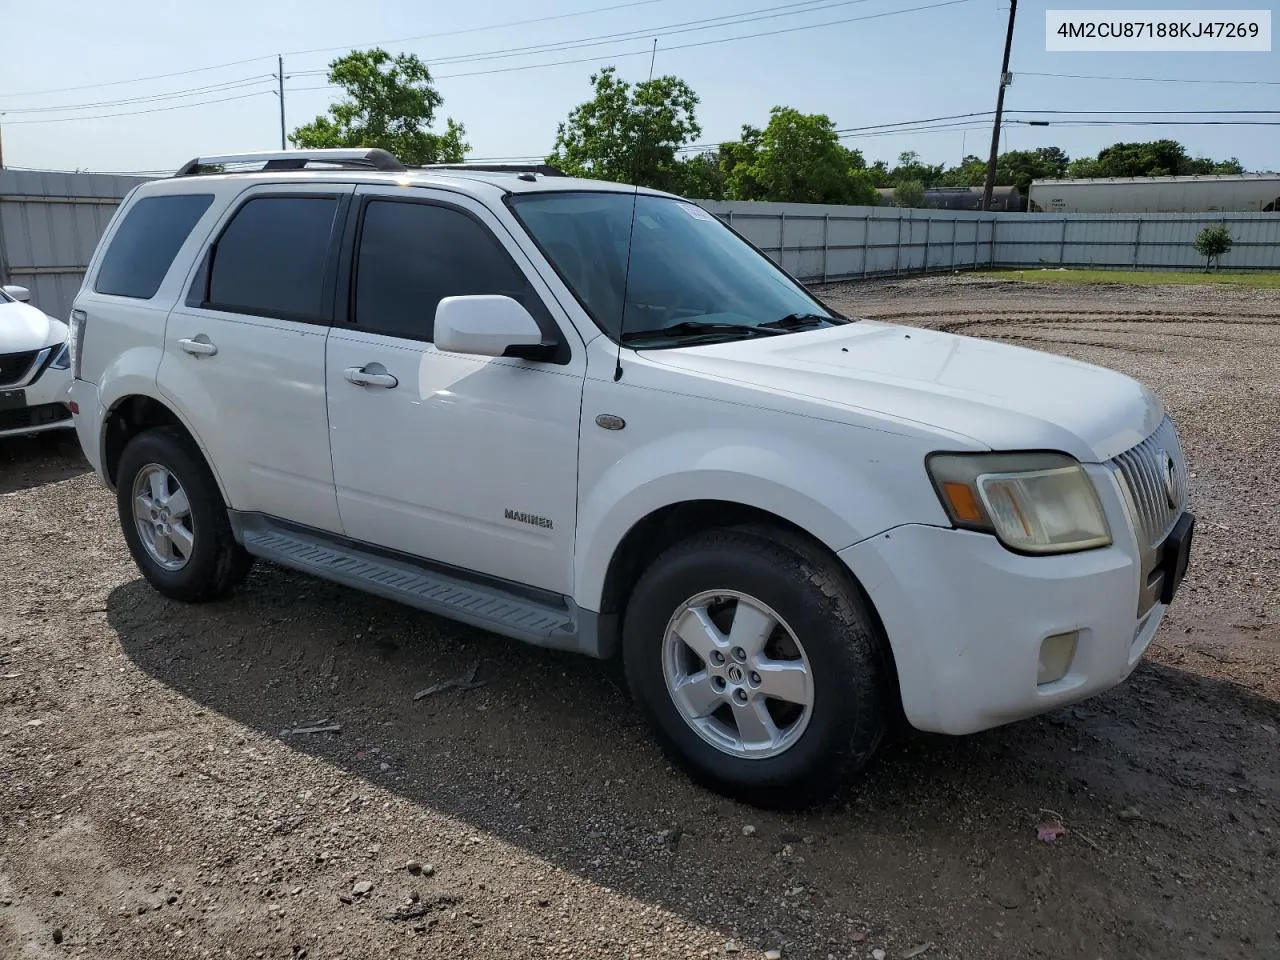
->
[0,299,67,353]
[643,321,1165,462]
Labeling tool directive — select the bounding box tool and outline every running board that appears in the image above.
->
[229,513,597,654]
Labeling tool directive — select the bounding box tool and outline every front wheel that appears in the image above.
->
[622,527,891,807]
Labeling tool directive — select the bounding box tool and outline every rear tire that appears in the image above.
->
[622,526,890,807]
[116,427,253,602]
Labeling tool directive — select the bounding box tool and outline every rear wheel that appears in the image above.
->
[116,427,253,602]
[622,527,891,807]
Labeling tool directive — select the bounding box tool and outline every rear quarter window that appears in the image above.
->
[94,193,215,300]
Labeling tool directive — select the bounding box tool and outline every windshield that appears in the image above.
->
[507,191,839,345]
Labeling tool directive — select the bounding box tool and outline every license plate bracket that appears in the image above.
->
[1159,511,1195,605]
[0,388,27,411]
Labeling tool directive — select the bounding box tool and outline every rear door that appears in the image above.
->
[158,183,352,533]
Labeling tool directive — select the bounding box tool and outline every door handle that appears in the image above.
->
[344,365,398,389]
[178,336,218,357]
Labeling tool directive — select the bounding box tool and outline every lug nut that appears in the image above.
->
[732,647,747,662]
[749,671,761,687]
[712,676,727,691]
[733,689,748,704]
[710,651,725,665]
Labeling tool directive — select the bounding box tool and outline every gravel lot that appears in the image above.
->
[2,274,1277,960]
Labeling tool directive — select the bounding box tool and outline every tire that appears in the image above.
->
[622,526,890,807]
[116,426,253,602]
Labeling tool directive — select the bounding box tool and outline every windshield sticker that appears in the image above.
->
[681,204,716,221]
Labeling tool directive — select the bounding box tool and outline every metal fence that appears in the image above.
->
[0,169,148,319]
[1,172,1275,323]
[697,200,1280,282]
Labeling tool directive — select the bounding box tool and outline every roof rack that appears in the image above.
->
[173,148,407,177]
[416,162,568,178]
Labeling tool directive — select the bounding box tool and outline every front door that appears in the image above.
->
[325,187,585,594]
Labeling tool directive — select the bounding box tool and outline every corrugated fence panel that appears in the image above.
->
[0,169,149,319]
[696,200,1280,281]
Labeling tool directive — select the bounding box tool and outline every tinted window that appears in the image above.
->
[95,193,214,299]
[354,200,547,341]
[207,196,339,320]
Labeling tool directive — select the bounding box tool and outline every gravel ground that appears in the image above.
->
[2,274,1278,960]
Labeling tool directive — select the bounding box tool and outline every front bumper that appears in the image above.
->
[841,463,1184,735]
[0,359,73,438]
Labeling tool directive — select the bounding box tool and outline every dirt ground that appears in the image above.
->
[2,274,1277,960]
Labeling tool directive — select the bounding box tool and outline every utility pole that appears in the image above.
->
[277,54,286,150]
[981,0,1017,211]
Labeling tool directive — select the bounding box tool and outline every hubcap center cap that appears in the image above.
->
[726,664,745,684]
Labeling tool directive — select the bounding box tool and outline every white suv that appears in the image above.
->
[68,148,1194,804]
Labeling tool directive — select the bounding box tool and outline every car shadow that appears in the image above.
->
[106,565,1280,958]
[0,430,90,495]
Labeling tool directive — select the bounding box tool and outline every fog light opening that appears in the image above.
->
[1037,631,1079,686]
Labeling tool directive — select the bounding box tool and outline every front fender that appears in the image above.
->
[572,425,947,611]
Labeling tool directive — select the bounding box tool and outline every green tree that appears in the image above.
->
[548,67,701,192]
[290,49,467,164]
[1193,225,1233,271]
[889,151,945,188]
[892,179,927,208]
[724,107,877,205]
[676,150,726,199]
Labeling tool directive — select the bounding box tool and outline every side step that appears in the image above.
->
[232,513,583,652]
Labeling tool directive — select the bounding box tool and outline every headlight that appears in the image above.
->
[49,341,71,370]
[927,451,1111,554]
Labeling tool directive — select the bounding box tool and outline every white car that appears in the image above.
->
[66,149,1194,805]
[0,284,73,438]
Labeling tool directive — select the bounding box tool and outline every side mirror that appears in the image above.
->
[434,295,548,359]
[3,285,31,303]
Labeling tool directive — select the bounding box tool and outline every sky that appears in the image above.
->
[0,0,1276,176]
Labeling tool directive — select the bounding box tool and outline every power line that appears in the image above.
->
[292,0,977,87]
[282,0,674,57]
[289,0,882,76]
[3,90,274,126]
[0,0,677,101]
[1,56,276,100]
[0,76,275,115]
[1021,70,1280,87]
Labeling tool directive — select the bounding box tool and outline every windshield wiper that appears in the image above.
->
[620,320,784,343]
[755,312,843,331]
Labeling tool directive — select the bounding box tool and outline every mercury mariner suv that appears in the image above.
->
[67,148,1194,804]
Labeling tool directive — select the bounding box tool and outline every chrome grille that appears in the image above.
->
[1110,415,1188,549]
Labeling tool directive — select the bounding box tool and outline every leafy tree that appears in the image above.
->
[893,179,927,208]
[889,151,946,188]
[676,150,726,199]
[935,154,988,187]
[1193,225,1233,271]
[290,49,467,164]
[548,67,701,192]
[724,107,876,205]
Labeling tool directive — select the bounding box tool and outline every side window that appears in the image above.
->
[95,193,214,299]
[205,196,339,321]
[353,200,550,342]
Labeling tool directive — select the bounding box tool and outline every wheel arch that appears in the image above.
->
[101,393,229,502]
[590,498,902,712]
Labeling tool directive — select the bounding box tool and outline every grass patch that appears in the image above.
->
[974,268,1280,289]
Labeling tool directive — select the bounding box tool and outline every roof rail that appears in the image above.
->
[416,162,569,178]
[173,148,407,177]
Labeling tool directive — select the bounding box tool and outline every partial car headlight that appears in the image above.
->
[49,341,71,370]
[927,451,1111,554]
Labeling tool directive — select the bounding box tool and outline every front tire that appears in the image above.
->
[116,427,253,602]
[622,527,890,807]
